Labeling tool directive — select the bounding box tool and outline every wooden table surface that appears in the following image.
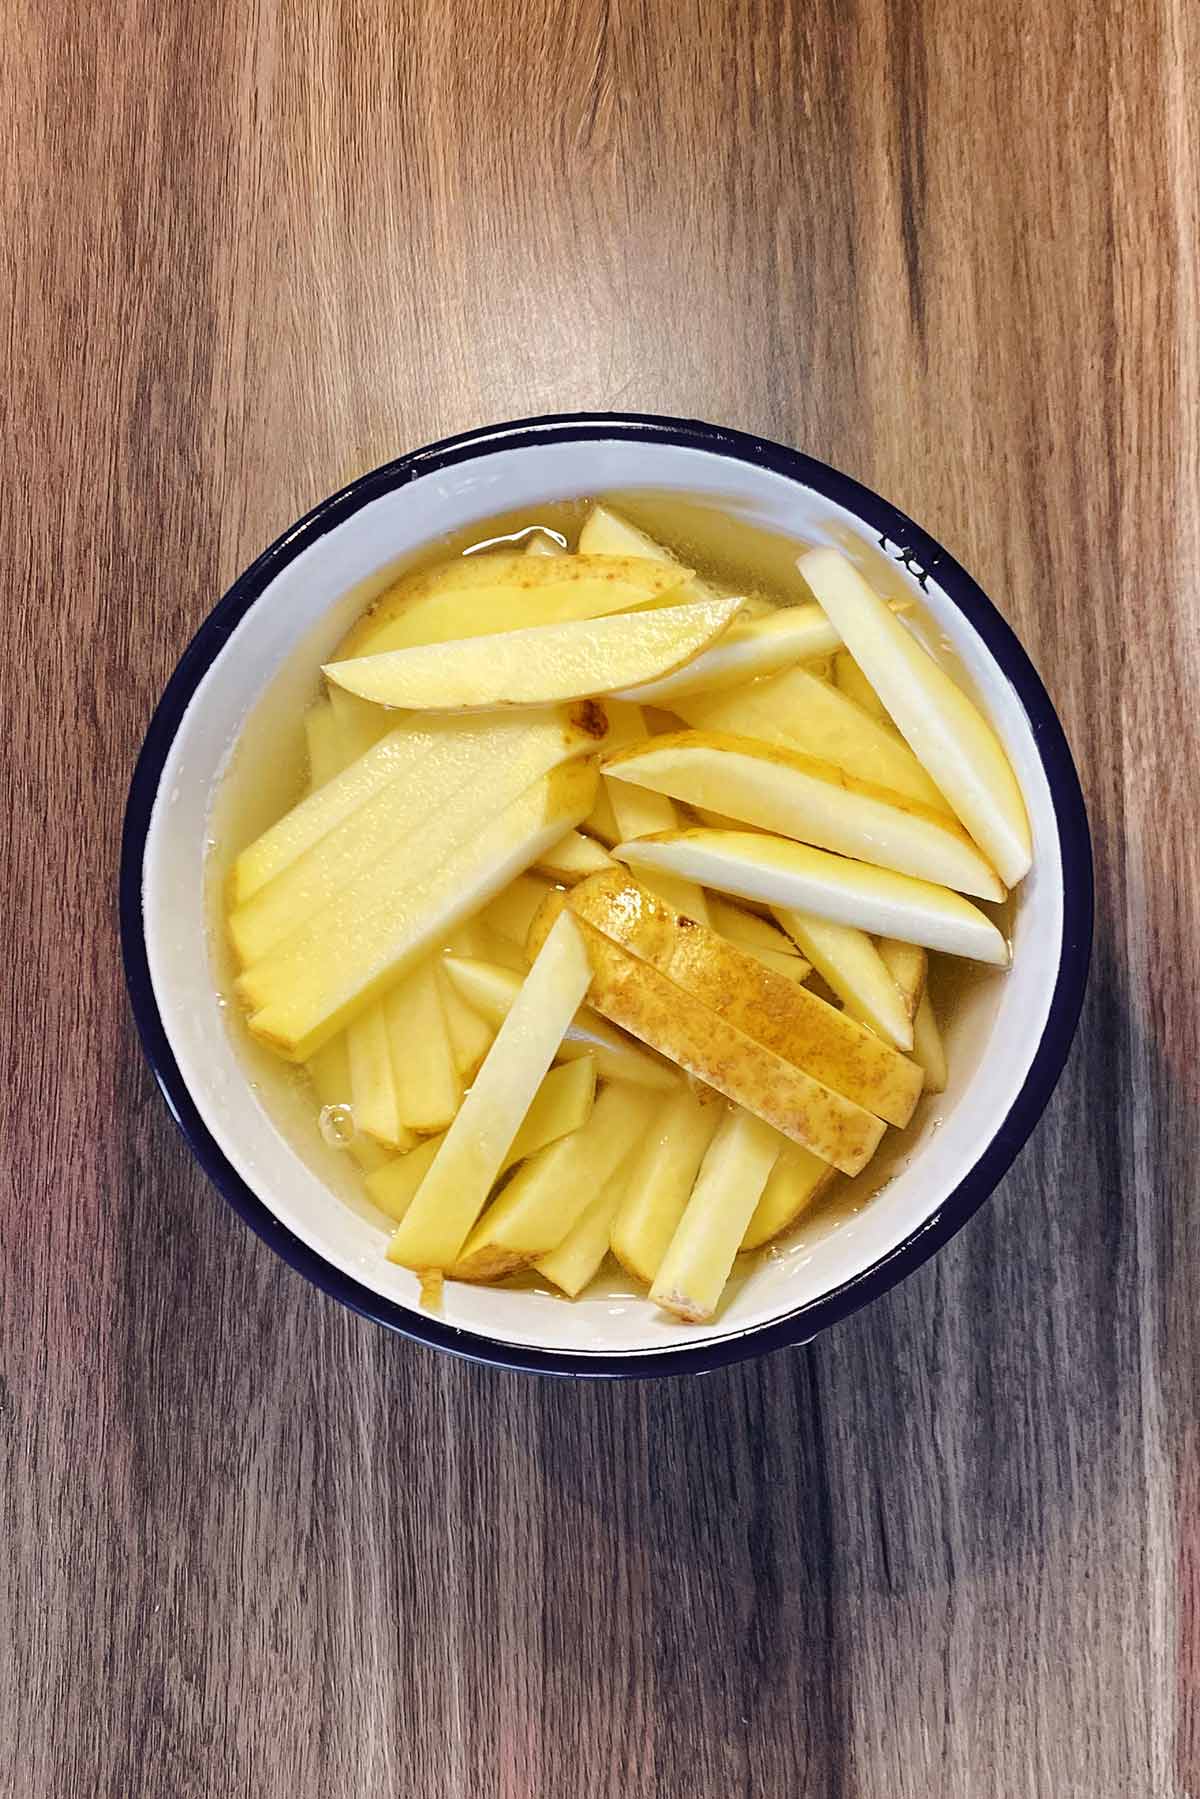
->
[5,1,1198,1793]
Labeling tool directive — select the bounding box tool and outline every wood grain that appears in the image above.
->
[2,0,1197,1793]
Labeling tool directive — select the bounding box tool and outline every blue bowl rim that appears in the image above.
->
[119,410,1093,1379]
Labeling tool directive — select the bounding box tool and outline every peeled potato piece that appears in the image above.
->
[651,1107,783,1322]
[609,1084,724,1285]
[740,1144,837,1250]
[775,909,914,1053]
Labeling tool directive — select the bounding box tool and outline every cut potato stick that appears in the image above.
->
[323,596,742,712]
[799,547,1032,885]
[348,1001,410,1147]
[677,664,950,813]
[612,830,1009,965]
[605,731,1004,899]
[327,683,392,760]
[603,708,709,922]
[304,700,347,789]
[387,911,593,1270]
[384,957,462,1134]
[650,1107,782,1322]
[741,1145,836,1250]
[241,760,597,1060]
[452,1083,656,1282]
[834,650,892,724]
[524,531,567,558]
[533,829,616,883]
[578,504,720,602]
[707,896,812,981]
[775,909,913,1051]
[306,1033,394,1172]
[876,938,929,1019]
[534,1162,630,1297]
[609,1084,723,1284]
[366,1057,596,1226]
[910,990,948,1093]
[231,713,488,905]
[581,779,622,846]
[436,959,496,1082]
[568,872,922,1125]
[340,551,690,658]
[573,917,885,1173]
[617,606,842,704]
[484,873,556,947]
[442,956,678,1089]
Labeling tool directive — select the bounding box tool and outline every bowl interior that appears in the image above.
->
[141,435,1063,1360]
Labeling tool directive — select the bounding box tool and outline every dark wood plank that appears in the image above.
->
[2,0,1195,1793]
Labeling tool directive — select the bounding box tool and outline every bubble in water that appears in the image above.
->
[319,1103,357,1149]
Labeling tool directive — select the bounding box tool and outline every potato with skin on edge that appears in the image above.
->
[323,595,743,713]
[798,546,1032,885]
[616,607,843,705]
[557,909,886,1174]
[387,910,594,1271]
[566,870,923,1126]
[604,730,1005,899]
[651,1107,783,1322]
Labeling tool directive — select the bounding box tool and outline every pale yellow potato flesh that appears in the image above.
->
[568,871,922,1126]
[452,1083,656,1283]
[578,504,720,602]
[707,895,812,980]
[613,830,1010,965]
[387,911,594,1270]
[347,1000,409,1147]
[484,873,557,947]
[231,713,479,904]
[441,955,678,1089]
[605,731,1005,899]
[533,1162,631,1297]
[775,909,913,1052]
[231,712,578,966]
[339,550,690,658]
[384,957,462,1134]
[650,1107,783,1322]
[602,706,709,922]
[305,1032,393,1173]
[327,683,392,760]
[799,548,1032,886]
[834,649,893,724]
[524,531,567,558]
[304,699,346,789]
[240,760,598,1060]
[436,958,496,1081]
[324,596,742,712]
[876,937,929,1019]
[366,1057,596,1226]
[571,915,886,1174]
[581,778,622,845]
[617,606,842,705]
[740,1144,837,1250]
[910,989,949,1093]
[609,1084,723,1284]
[533,829,616,883]
[678,664,951,813]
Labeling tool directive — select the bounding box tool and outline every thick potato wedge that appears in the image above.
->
[678,663,950,813]
[568,872,923,1126]
[340,550,691,658]
[533,829,616,883]
[240,760,597,1060]
[740,1144,836,1250]
[609,1084,723,1284]
[799,548,1032,885]
[876,938,928,1019]
[452,1083,656,1283]
[612,830,1010,965]
[578,504,719,601]
[441,955,678,1090]
[570,915,886,1174]
[650,1107,782,1322]
[910,990,948,1093]
[775,909,914,1051]
[384,957,462,1134]
[324,596,743,712]
[617,606,842,705]
[605,731,1004,899]
[387,912,593,1270]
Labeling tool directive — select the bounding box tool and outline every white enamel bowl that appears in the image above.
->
[120,414,1092,1377]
